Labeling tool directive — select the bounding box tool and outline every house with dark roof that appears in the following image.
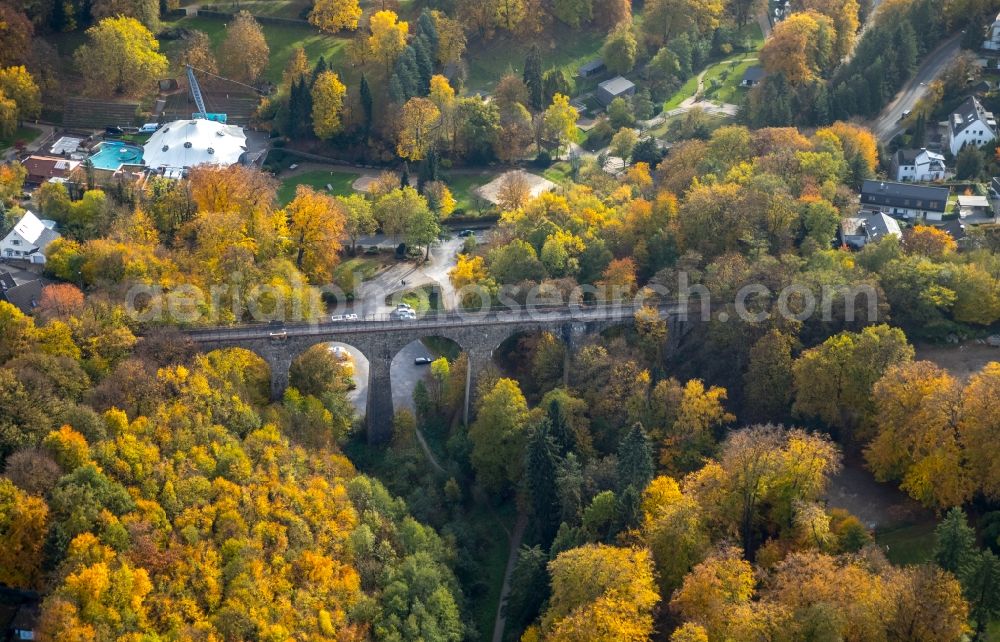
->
[597,76,636,106]
[890,148,946,182]
[21,155,80,186]
[948,96,997,155]
[0,211,61,264]
[741,66,766,87]
[577,59,606,78]
[0,277,45,315]
[860,179,951,221]
[839,211,902,249]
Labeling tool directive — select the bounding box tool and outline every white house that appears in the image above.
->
[891,148,947,182]
[0,211,60,264]
[984,12,1000,51]
[949,96,997,156]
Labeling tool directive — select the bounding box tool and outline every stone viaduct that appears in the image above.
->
[185,304,690,442]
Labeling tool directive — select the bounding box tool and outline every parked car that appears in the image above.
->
[396,303,413,312]
[364,246,380,255]
[330,313,359,322]
[458,229,475,237]
[414,356,433,365]
[900,110,911,121]
[105,125,124,136]
[391,309,416,320]
[139,123,160,134]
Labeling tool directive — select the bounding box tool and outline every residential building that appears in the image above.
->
[840,211,903,250]
[0,211,61,264]
[860,180,950,221]
[597,76,636,106]
[948,96,997,155]
[21,155,81,186]
[0,275,45,315]
[890,148,946,182]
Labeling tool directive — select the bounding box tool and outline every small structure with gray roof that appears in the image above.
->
[741,66,766,87]
[860,179,950,221]
[597,76,636,106]
[578,59,606,78]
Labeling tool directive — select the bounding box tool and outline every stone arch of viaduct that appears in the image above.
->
[189,311,689,442]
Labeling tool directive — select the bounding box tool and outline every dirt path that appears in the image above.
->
[414,427,446,474]
[824,460,930,530]
[491,512,529,642]
[915,341,1000,380]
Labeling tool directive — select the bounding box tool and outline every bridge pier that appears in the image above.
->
[463,347,492,428]
[266,352,293,401]
[366,350,394,443]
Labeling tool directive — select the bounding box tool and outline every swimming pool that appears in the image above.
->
[87,141,144,171]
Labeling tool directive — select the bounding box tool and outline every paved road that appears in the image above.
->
[391,340,436,412]
[870,34,963,142]
[354,232,484,316]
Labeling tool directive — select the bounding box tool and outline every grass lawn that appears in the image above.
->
[703,57,756,105]
[662,23,764,110]
[277,169,361,205]
[385,284,443,313]
[202,0,311,18]
[0,125,42,151]
[464,26,605,95]
[874,521,937,565]
[443,173,491,213]
[162,15,352,85]
[542,161,573,184]
[332,255,387,298]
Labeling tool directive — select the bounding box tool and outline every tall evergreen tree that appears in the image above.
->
[542,68,572,106]
[912,112,927,148]
[555,452,583,526]
[546,398,574,456]
[967,550,1000,641]
[504,545,550,636]
[934,507,977,578]
[417,11,439,63]
[360,74,373,135]
[617,422,653,493]
[413,35,434,95]
[525,422,561,544]
[524,46,543,111]
[311,56,328,85]
[417,149,439,192]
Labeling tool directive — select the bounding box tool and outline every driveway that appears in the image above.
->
[870,34,962,142]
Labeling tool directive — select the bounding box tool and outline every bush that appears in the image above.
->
[533,151,552,168]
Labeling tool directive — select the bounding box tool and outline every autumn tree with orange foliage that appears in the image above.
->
[904,225,957,258]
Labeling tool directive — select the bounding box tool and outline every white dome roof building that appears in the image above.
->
[142,119,247,173]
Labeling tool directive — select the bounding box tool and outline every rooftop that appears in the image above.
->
[861,179,950,202]
[142,118,247,170]
[598,76,635,95]
[742,66,766,83]
[894,148,945,165]
[951,96,996,137]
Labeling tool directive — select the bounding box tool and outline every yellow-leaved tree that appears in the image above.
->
[312,70,347,139]
[309,0,363,33]
[542,93,579,155]
[74,16,168,96]
[397,97,441,161]
[0,66,40,125]
[542,544,660,641]
[368,10,408,74]
[284,185,346,283]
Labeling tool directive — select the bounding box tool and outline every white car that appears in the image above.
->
[331,313,359,322]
